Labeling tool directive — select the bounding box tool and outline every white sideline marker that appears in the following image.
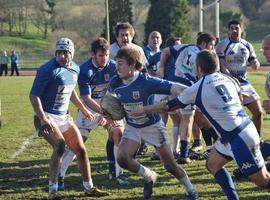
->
[11,135,35,159]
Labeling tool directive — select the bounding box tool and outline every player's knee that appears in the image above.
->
[55,139,66,156]
[117,152,129,169]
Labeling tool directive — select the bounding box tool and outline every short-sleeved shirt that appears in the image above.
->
[215,38,257,85]
[109,73,183,128]
[30,58,79,115]
[78,58,117,102]
[143,45,160,61]
[176,72,251,143]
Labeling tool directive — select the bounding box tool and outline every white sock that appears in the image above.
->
[49,180,58,192]
[59,148,76,178]
[172,126,179,153]
[138,164,155,182]
[180,175,194,193]
[114,145,123,177]
[83,179,94,190]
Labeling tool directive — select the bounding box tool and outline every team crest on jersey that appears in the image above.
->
[132,91,140,100]
[240,48,247,55]
[73,74,78,81]
[104,74,110,81]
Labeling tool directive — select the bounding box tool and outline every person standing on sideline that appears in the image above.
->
[109,46,199,200]
[58,37,129,188]
[10,50,19,76]
[29,38,109,199]
[216,20,263,137]
[135,50,270,200]
[0,51,9,76]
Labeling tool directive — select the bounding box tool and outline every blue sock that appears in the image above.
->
[180,140,189,158]
[193,139,201,146]
[260,141,270,159]
[214,168,239,200]
[106,139,115,177]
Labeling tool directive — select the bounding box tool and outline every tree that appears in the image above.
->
[101,0,133,44]
[238,0,267,21]
[145,0,192,43]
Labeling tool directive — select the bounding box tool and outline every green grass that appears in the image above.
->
[0,72,270,199]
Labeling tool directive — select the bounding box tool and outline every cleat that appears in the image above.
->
[186,189,199,200]
[190,143,203,152]
[232,168,247,180]
[143,171,157,199]
[85,187,110,197]
[108,171,116,180]
[173,151,180,159]
[198,150,210,160]
[189,151,201,160]
[116,174,130,186]
[58,176,64,191]
[177,156,192,164]
[150,151,160,160]
[137,144,148,156]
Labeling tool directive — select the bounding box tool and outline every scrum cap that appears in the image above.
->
[55,38,74,58]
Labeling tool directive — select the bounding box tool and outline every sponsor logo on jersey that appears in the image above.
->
[132,91,140,100]
[228,50,235,55]
[240,162,255,171]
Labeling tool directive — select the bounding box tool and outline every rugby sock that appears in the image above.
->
[214,168,239,200]
[59,148,75,178]
[49,181,58,192]
[83,179,93,189]
[201,128,213,146]
[114,145,123,177]
[180,140,189,158]
[138,164,155,182]
[106,139,116,178]
[193,139,201,146]
[171,126,180,153]
[260,141,270,159]
[179,175,194,193]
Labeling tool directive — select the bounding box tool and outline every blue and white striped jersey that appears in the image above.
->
[215,38,257,85]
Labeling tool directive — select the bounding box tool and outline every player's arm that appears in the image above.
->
[156,47,170,78]
[81,95,102,114]
[250,58,260,70]
[70,90,94,121]
[29,94,54,134]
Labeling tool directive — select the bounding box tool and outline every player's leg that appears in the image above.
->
[63,122,109,197]
[206,147,238,200]
[177,109,194,164]
[34,115,66,198]
[245,100,263,136]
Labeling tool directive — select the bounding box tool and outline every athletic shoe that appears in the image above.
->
[198,150,210,160]
[58,176,64,191]
[137,144,148,156]
[186,189,199,200]
[150,151,160,160]
[143,171,157,199]
[85,187,110,197]
[232,168,247,180]
[190,143,203,152]
[177,156,192,164]
[173,151,180,159]
[189,151,201,160]
[116,174,130,186]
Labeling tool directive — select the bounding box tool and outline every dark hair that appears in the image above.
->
[165,36,181,47]
[91,37,109,53]
[115,47,143,71]
[227,20,240,29]
[196,50,219,74]
[197,33,216,45]
[114,22,135,38]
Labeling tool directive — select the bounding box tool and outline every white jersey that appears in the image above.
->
[215,38,257,84]
[177,72,251,143]
[170,44,200,82]
[109,42,148,65]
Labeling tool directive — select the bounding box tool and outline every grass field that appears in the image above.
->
[0,71,270,200]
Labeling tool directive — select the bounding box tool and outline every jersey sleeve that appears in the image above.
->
[78,69,92,96]
[247,42,257,62]
[178,80,200,105]
[215,41,225,60]
[145,75,172,95]
[30,66,52,97]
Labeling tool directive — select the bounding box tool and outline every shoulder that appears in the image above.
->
[109,75,123,90]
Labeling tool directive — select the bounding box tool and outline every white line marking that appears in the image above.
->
[11,135,35,159]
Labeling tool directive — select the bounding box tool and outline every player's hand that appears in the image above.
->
[98,115,107,126]
[130,107,144,116]
[263,99,270,114]
[40,118,54,135]
[81,106,95,121]
[156,68,164,79]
